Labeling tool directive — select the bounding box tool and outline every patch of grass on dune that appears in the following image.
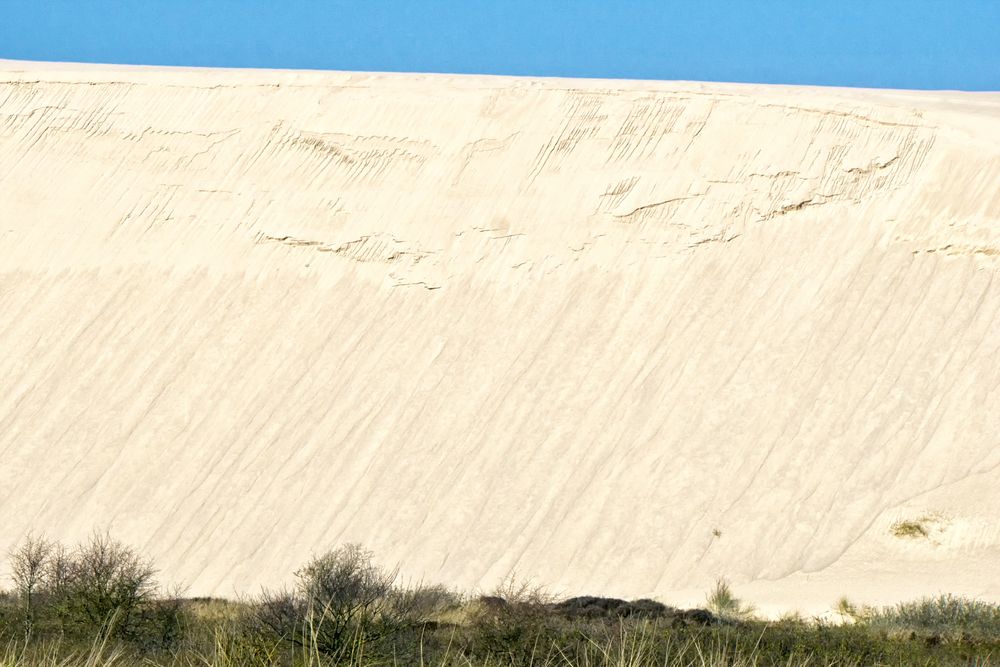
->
[891,519,929,538]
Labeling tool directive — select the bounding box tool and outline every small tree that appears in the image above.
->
[9,534,53,638]
[45,543,73,598]
[63,532,158,635]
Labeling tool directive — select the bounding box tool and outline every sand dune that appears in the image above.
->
[1,61,999,614]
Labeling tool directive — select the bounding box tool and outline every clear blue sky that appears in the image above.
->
[2,1,999,90]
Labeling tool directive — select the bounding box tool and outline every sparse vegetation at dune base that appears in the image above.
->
[2,535,999,666]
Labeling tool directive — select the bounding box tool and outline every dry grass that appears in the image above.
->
[890,519,929,538]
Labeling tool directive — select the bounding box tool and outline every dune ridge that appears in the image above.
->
[1,61,999,613]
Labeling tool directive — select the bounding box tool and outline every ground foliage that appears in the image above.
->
[2,535,998,666]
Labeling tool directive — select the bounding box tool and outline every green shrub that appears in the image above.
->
[56,533,158,636]
[835,595,859,621]
[5,533,181,648]
[705,578,755,621]
[859,594,1000,641]
[251,543,409,661]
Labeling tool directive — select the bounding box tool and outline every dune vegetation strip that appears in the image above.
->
[1,534,998,666]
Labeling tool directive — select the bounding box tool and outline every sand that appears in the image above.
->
[1,60,999,616]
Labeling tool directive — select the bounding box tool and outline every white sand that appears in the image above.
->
[1,61,998,616]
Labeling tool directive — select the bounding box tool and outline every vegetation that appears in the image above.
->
[704,578,755,621]
[859,594,1000,642]
[4,533,179,649]
[890,519,929,538]
[835,596,858,621]
[890,513,946,539]
[2,534,999,666]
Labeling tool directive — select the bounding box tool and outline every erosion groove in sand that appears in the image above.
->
[1,62,999,613]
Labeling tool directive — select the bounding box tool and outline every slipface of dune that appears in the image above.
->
[1,61,999,614]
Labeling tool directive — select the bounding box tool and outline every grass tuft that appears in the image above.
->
[890,519,929,538]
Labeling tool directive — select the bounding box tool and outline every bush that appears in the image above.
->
[705,578,755,621]
[890,519,929,538]
[5,532,180,647]
[387,582,462,622]
[859,594,1000,641]
[252,543,406,660]
[59,532,158,635]
[554,596,672,619]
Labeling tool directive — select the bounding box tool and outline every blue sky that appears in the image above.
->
[2,1,999,90]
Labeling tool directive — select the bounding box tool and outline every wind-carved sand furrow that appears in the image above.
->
[452,132,521,186]
[258,232,436,266]
[913,244,1000,258]
[606,98,686,163]
[122,127,243,142]
[525,92,607,184]
[288,133,430,185]
[599,176,641,208]
[758,194,841,221]
[600,110,937,244]
[845,155,900,175]
[613,194,706,224]
[755,102,933,130]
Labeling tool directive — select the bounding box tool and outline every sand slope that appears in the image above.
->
[1,61,999,613]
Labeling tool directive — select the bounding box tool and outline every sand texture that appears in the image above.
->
[1,61,999,614]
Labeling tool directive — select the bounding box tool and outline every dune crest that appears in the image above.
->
[2,62,999,613]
